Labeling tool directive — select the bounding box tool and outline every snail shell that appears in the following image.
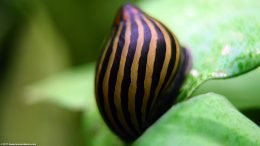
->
[95,3,191,142]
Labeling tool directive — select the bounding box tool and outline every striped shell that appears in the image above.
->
[95,4,190,142]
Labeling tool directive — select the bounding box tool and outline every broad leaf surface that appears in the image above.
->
[133,93,260,146]
[26,63,95,110]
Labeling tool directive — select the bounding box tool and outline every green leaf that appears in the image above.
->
[26,63,95,110]
[133,93,260,146]
[193,67,260,109]
[138,0,260,101]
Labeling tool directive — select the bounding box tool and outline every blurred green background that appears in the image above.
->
[0,0,259,146]
[0,0,128,145]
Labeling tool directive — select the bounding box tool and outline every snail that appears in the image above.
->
[95,3,191,142]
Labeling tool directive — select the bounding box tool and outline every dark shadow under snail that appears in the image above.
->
[95,3,192,142]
